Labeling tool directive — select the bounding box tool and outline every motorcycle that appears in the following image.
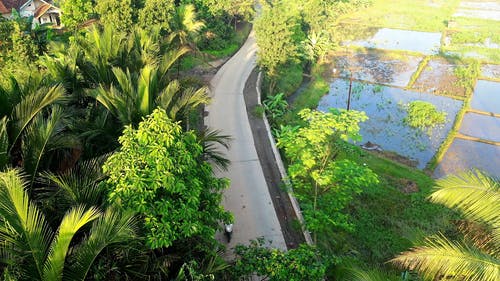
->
[224,223,233,243]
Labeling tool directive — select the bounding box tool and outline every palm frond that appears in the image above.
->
[0,117,9,169]
[162,83,210,120]
[65,208,137,281]
[10,84,65,149]
[137,65,158,117]
[43,206,100,281]
[39,156,108,209]
[344,267,398,281]
[158,46,190,79]
[430,170,500,243]
[197,128,232,171]
[391,234,500,281]
[0,169,52,279]
[21,106,78,187]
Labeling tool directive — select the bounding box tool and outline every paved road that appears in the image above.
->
[206,30,287,251]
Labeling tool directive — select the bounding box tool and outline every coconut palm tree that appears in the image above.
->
[168,4,205,50]
[196,128,232,171]
[76,26,128,87]
[0,75,78,188]
[38,156,109,223]
[391,170,500,281]
[0,169,137,281]
[91,65,209,127]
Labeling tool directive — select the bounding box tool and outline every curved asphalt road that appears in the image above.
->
[206,30,287,251]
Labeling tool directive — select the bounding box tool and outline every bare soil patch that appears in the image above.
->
[412,58,467,97]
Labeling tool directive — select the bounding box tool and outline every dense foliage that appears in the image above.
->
[278,109,378,240]
[103,109,230,249]
[234,239,333,281]
[0,0,254,279]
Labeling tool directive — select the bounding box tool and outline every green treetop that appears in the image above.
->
[102,108,231,249]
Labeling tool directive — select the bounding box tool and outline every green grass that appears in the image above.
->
[442,45,500,64]
[449,17,500,44]
[202,22,252,59]
[340,0,460,32]
[269,63,304,97]
[444,17,500,64]
[406,55,431,88]
[280,63,329,125]
[180,23,252,71]
[322,144,456,269]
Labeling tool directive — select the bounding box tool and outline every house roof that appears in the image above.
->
[33,2,49,18]
[0,0,29,14]
[0,1,8,14]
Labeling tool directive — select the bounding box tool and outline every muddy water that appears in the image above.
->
[347,28,442,54]
[332,52,422,87]
[434,138,500,178]
[318,79,463,169]
[470,80,500,113]
[481,64,500,80]
[460,113,500,142]
[412,59,467,97]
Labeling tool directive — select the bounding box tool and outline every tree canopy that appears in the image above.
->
[103,108,231,248]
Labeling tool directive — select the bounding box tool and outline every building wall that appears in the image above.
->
[20,0,35,17]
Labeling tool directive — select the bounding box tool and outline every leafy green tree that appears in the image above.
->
[102,108,231,249]
[202,0,254,26]
[0,17,13,58]
[95,0,134,32]
[254,3,304,92]
[0,169,137,281]
[391,170,500,281]
[60,0,94,30]
[233,238,333,281]
[138,0,175,34]
[10,20,37,62]
[278,108,378,241]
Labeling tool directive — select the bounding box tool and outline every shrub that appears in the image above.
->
[403,101,446,133]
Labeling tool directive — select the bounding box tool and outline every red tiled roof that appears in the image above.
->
[34,2,50,18]
[0,2,8,14]
[0,0,30,14]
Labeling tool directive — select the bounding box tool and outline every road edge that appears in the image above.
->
[255,72,314,246]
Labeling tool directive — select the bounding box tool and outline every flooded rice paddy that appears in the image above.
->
[347,28,442,54]
[318,79,463,169]
[331,52,422,87]
[334,5,500,177]
[481,64,500,80]
[435,79,500,178]
[460,113,500,142]
[412,58,467,97]
[470,80,500,113]
[454,1,500,21]
[434,138,500,178]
